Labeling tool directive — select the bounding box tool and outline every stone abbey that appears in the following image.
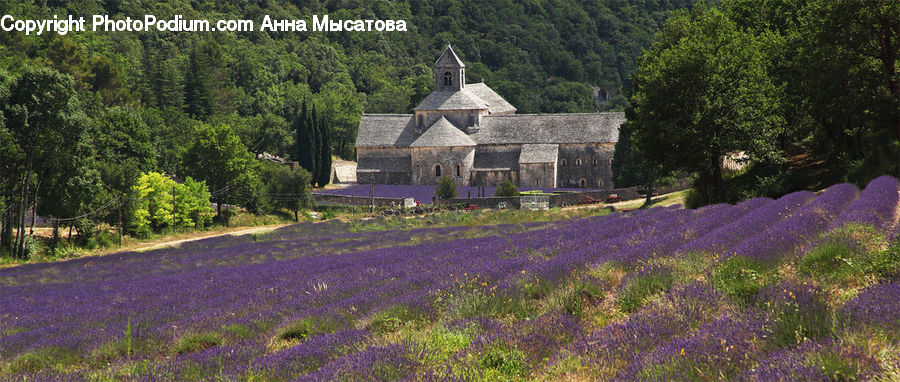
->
[355,45,623,189]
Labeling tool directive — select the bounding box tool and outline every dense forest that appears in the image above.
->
[615,0,898,206]
[0,0,695,257]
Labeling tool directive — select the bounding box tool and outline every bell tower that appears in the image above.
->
[434,44,465,91]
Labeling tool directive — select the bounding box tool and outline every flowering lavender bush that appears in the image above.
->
[1,177,898,380]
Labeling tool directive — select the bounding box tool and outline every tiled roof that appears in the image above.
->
[355,114,417,147]
[410,117,476,147]
[356,112,623,148]
[471,113,623,144]
[434,45,465,68]
[413,89,489,111]
[519,144,559,163]
[466,83,517,114]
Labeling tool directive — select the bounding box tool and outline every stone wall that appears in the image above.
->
[519,162,556,188]
[556,143,615,189]
[356,171,411,185]
[411,146,475,185]
[448,196,521,209]
[471,169,518,186]
[313,193,405,207]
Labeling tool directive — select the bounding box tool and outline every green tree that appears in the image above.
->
[794,0,899,183]
[293,101,317,183]
[494,181,519,197]
[435,176,458,201]
[3,67,91,258]
[316,110,332,188]
[182,123,259,217]
[258,162,312,221]
[129,172,212,236]
[629,5,784,204]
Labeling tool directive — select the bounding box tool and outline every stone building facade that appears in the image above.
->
[356,45,624,188]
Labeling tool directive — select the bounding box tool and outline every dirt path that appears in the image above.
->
[131,224,291,252]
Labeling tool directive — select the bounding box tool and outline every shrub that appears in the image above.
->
[711,256,768,304]
[480,346,527,379]
[173,332,222,354]
[800,224,900,282]
[494,181,519,197]
[618,266,674,313]
[435,176,457,200]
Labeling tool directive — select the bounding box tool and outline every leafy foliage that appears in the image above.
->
[435,176,458,200]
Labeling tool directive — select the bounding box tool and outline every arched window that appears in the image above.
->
[597,179,604,187]
[416,163,422,178]
[560,159,567,167]
[443,71,452,87]
[456,164,461,177]
[592,159,598,166]
[435,164,442,177]
[579,178,587,188]
[608,157,614,166]
[575,158,582,166]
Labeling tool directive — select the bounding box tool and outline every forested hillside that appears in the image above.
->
[1,0,692,160]
[0,0,694,257]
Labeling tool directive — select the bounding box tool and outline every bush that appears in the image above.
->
[129,172,213,236]
[618,266,674,313]
[494,181,519,197]
[711,256,768,304]
[435,176,457,200]
[173,332,222,354]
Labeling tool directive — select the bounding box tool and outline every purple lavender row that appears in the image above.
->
[728,183,859,264]
[677,191,816,256]
[825,175,899,234]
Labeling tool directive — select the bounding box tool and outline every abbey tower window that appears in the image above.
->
[443,72,452,88]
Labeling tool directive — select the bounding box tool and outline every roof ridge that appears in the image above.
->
[484,112,625,117]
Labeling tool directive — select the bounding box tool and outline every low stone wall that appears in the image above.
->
[313,193,404,207]
[448,196,521,209]
[314,179,691,209]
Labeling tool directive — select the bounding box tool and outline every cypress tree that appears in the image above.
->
[294,100,316,181]
[309,103,319,184]
[318,114,332,187]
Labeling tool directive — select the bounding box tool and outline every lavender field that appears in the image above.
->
[2,176,899,381]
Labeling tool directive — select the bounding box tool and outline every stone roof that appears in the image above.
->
[357,156,411,173]
[473,150,518,170]
[413,89,489,111]
[410,117,476,147]
[471,113,623,144]
[466,83,517,114]
[519,144,559,163]
[356,114,417,147]
[356,112,623,148]
[434,45,465,68]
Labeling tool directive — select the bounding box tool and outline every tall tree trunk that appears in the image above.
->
[711,153,725,203]
[29,182,39,235]
[52,219,59,252]
[16,161,33,259]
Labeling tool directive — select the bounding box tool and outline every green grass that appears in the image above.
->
[799,223,899,283]
[172,332,223,355]
[618,266,675,313]
[711,255,770,304]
